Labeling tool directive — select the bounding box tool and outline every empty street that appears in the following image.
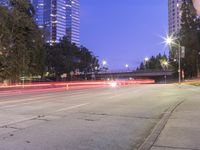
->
[0,85,199,150]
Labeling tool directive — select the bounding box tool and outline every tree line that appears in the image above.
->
[137,53,168,71]
[170,0,200,78]
[0,0,99,83]
[138,0,200,79]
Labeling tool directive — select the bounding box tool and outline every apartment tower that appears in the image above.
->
[168,0,182,35]
[31,0,80,46]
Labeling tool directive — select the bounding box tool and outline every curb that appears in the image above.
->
[138,99,185,150]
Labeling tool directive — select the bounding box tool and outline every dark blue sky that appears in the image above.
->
[80,0,168,70]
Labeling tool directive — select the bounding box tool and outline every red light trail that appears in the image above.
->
[0,80,155,96]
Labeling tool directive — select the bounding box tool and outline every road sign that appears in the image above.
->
[181,46,185,58]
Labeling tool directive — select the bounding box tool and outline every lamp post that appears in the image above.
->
[165,35,181,84]
[163,61,168,84]
[102,60,108,73]
[198,52,200,78]
[144,57,149,70]
[125,64,129,71]
[178,41,181,84]
[102,60,107,66]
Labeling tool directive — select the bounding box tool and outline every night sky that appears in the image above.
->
[80,0,168,70]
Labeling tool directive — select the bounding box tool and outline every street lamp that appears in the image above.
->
[144,57,149,62]
[144,57,149,70]
[102,60,108,73]
[163,61,168,66]
[125,64,129,71]
[164,35,181,84]
[102,60,107,66]
[95,66,98,71]
[198,52,200,78]
[162,60,168,84]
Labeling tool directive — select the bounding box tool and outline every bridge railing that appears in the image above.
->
[91,69,175,75]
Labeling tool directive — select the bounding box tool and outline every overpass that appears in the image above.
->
[88,70,175,81]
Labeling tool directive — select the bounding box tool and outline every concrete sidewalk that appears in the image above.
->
[151,87,200,150]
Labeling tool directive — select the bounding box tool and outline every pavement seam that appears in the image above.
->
[138,99,185,150]
[0,115,46,129]
[153,145,200,150]
[0,126,22,130]
[79,112,159,120]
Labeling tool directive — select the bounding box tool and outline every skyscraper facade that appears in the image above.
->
[31,0,80,46]
[31,0,44,29]
[168,0,182,35]
[66,0,80,46]
[0,0,9,7]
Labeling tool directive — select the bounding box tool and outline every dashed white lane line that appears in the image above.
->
[0,91,113,109]
[54,103,90,113]
[0,92,93,106]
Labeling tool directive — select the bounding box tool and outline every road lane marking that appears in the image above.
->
[0,88,111,105]
[54,103,89,113]
[0,88,108,100]
[0,91,94,106]
[0,95,56,105]
[1,92,113,110]
[0,90,113,108]
[0,86,134,109]
[2,104,20,108]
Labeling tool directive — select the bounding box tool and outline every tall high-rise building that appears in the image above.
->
[31,0,44,29]
[66,0,80,46]
[31,0,80,46]
[0,0,9,7]
[168,0,182,35]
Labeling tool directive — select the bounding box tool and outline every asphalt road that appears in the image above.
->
[0,84,198,150]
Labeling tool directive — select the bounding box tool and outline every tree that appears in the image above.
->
[45,37,99,80]
[138,62,145,70]
[137,53,168,71]
[0,6,12,80]
[0,0,44,82]
[0,0,99,82]
[79,46,99,73]
[178,0,200,78]
[45,38,71,79]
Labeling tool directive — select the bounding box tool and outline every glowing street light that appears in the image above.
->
[102,60,107,66]
[102,60,108,73]
[125,64,129,71]
[144,57,149,62]
[164,35,181,84]
[144,57,149,70]
[164,34,176,46]
[95,66,98,70]
[162,60,169,84]
[163,61,168,66]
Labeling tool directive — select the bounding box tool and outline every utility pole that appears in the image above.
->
[178,42,181,84]
[197,52,200,78]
